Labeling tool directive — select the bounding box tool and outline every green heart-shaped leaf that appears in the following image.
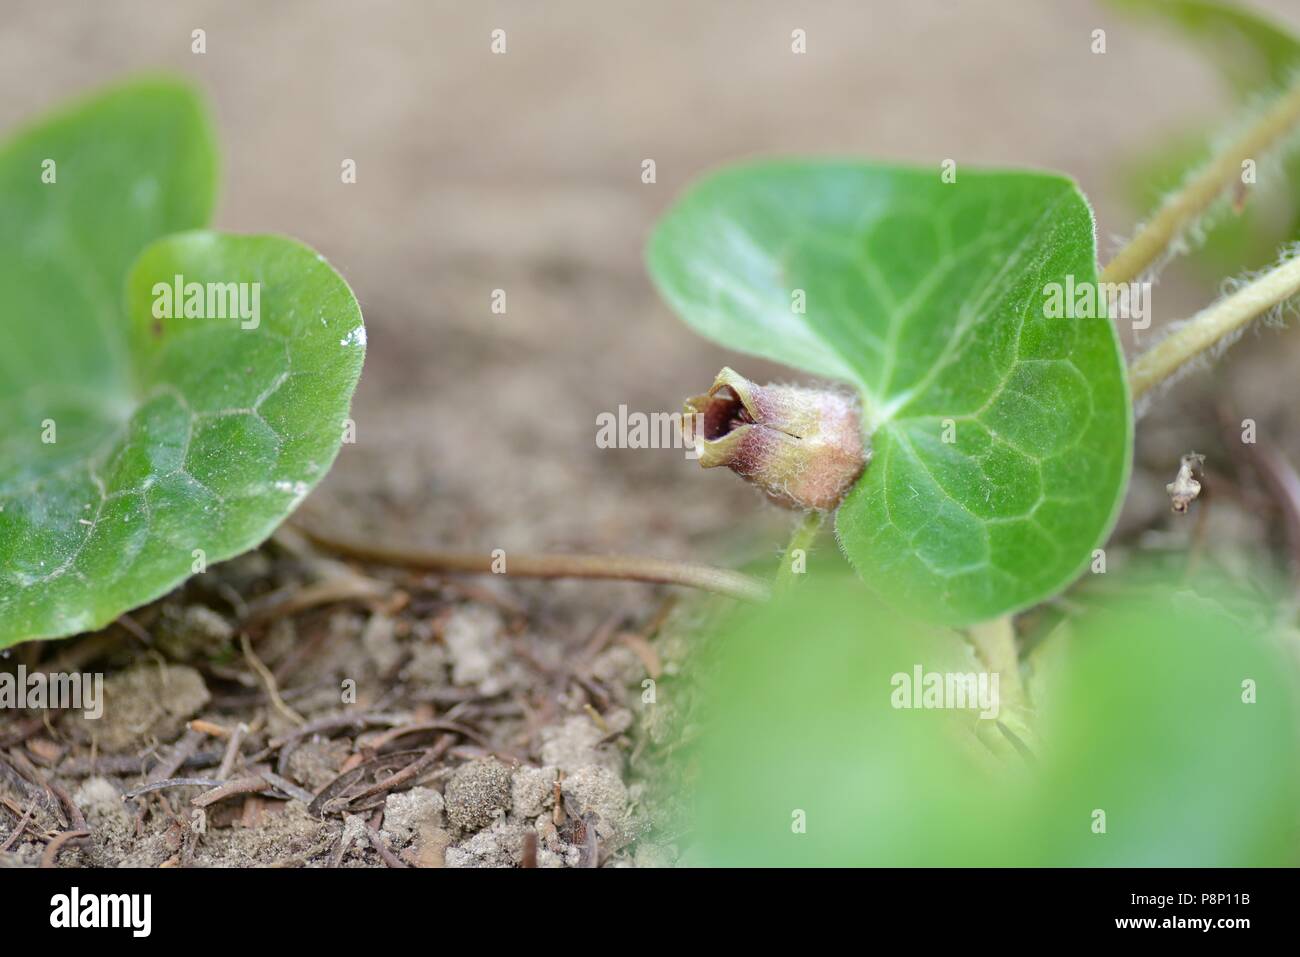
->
[648,161,1131,623]
[0,80,364,646]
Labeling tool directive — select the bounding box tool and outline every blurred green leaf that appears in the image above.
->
[0,80,365,645]
[648,161,1131,625]
[1030,594,1300,865]
[1106,0,1300,94]
[688,581,1020,866]
[688,574,1300,865]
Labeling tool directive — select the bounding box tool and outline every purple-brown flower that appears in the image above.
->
[683,367,868,511]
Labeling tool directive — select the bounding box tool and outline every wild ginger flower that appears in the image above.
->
[683,367,868,511]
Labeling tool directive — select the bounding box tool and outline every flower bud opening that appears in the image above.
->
[683,367,869,511]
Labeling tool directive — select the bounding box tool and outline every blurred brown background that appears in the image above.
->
[4,0,1298,595]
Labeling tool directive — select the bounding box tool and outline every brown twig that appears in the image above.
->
[267,712,406,752]
[308,750,431,818]
[338,742,449,809]
[188,719,230,738]
[0,799,37,853]
[217,723,250,781]
[192,775,268,808]
[296,525,770,604]
[0,795,47,846]
[364,720,495,755]
[618,631,663,679]
[47,778,86,834]
[1,750,61,822]
[241,574,392,626]
[56,748,225,778]
[40,830,89,868]
[268,711,406,778]
[122,778,224,800]
[241,632,305,726]
[148,728,207,789]
[365,816,408,869]
[257,768,316,805]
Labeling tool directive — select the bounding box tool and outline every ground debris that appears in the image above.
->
[1167,452,1206,513]
[444,759,512,834]
[382,786,444,846]
[74,664,210,752]
[562,765,633,852]
[11,527,678,868]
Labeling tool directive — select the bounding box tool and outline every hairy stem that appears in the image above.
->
[1129,252,1300,399]
[774,510,826,590]
[296,525,771,603]
[967,616,1024,711]
[1101,75,1300,286]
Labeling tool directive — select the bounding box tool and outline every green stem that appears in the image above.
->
[1102,73,1300,286]
[967,616,1025,711]
[1129,251,1300,399]
[774,510,826,590]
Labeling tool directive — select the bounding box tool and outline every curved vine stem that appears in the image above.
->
[1101,74,1300,287]
[1129,252,1300,399]
[295,524,771,603]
